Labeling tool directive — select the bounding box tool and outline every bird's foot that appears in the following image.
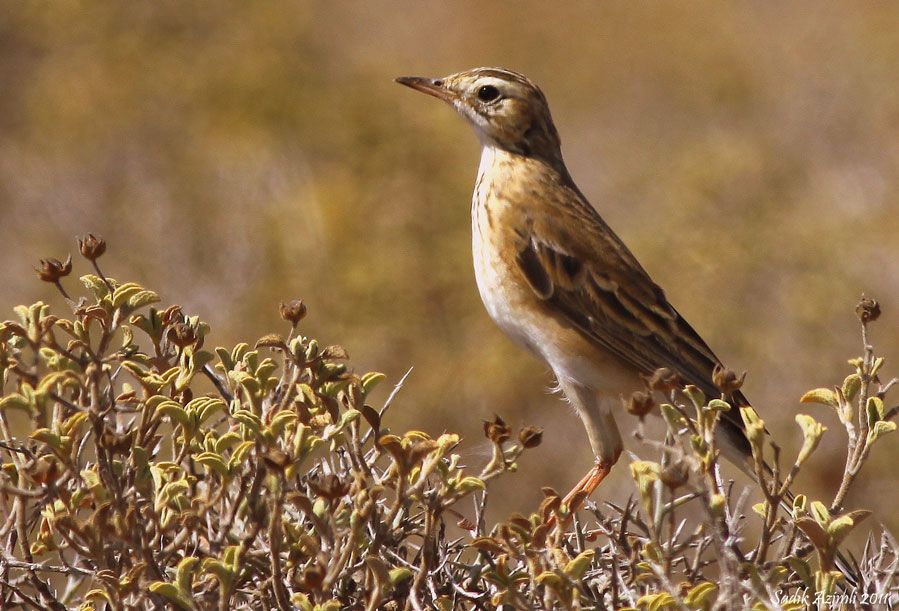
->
[546,461,612,529]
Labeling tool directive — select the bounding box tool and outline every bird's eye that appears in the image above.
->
[477,85,500,102]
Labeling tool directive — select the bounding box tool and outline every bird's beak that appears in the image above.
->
[395,76,456,103]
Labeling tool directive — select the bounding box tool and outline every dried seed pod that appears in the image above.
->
[263,448,291,471]
[646,367,681,392]
[279,299,308,327]
[161,305,185,326]
[518,426,543,448]
[712,364,747,395]
[36,255,72,283]
[167,322,197,348]
[625,390,655,419]
[660,461,690,489]
[78,234,107,261]
[856,296,881,324]
[309,474,350,502]
[483,415,510,444]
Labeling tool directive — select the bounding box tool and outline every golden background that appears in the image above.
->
[2,3,898,533]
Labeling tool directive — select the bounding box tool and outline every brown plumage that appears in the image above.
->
[397,67,753,502]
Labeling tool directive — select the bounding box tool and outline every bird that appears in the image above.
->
[394,67,759,509]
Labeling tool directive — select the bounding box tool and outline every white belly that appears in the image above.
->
[470,148,639,395]
[471,219,533,350]
[470,147,537,354]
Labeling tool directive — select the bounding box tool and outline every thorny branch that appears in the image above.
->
[0,241,896,609]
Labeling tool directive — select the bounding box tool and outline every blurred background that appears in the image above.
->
[1,3,898,533]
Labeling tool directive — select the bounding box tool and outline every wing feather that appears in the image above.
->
[514,203,750,454]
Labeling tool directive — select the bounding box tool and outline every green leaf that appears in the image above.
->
[659,403,688,430]
[200,559,234,590]
[455,476,486,495]
[636,593,676,611]
[867,420,896,444]
[188,397,227,425]
[128,289,161,310]
[792,494,808,518]
[268,409,297,437]
[690,434,709,458]
[60,412,89,436]
[296,383,318,406]
[867,395,885,422]
[194,452,230,477]
[706,398,731,412]
[30,428,63,451]
[826,512,870,547]
[866,397,881,430]
[739,407,766,458]
[175,557,200,594]
[787,556,814,588]
[841,374,861,402]
[223,545,240,572]
[229,441,256,466]
[810,501,831,527]
[630,461,661,496]
[322,410,361,440]
[535,571,563,590]
[84,588,112,603]
[388,567,413,585]
[684,581,717,607]
[800,388,838,407]
[232,410,262,434]
[214,432,242,454]
[37,371,78,394]
[215,346,234,371]
[844,508,872,526]
[683,385,706,410]
[80,274,112,299]
[563,549,594,580]
[795,414,826,464]
[768,564,790,587]
[230,343,250,367]
[707,494,726,518]
[111,283,144,308]
[157,402,191,428]
[338,408,361,428]
[361,371,386,395]
[0,393,32,413]
[148,582,193,611]
[827,515,854,541]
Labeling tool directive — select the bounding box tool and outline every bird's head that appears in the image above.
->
[396,67,563,166]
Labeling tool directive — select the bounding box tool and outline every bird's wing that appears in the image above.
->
[514,182,857,584]
[514,186,750,453]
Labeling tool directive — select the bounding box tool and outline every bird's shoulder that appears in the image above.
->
[514,175,665,311]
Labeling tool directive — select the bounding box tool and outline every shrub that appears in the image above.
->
[0,237,896,610]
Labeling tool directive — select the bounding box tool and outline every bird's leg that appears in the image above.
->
[546,459,614,528]
[562,460,613,510]
[548,379,623,527]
